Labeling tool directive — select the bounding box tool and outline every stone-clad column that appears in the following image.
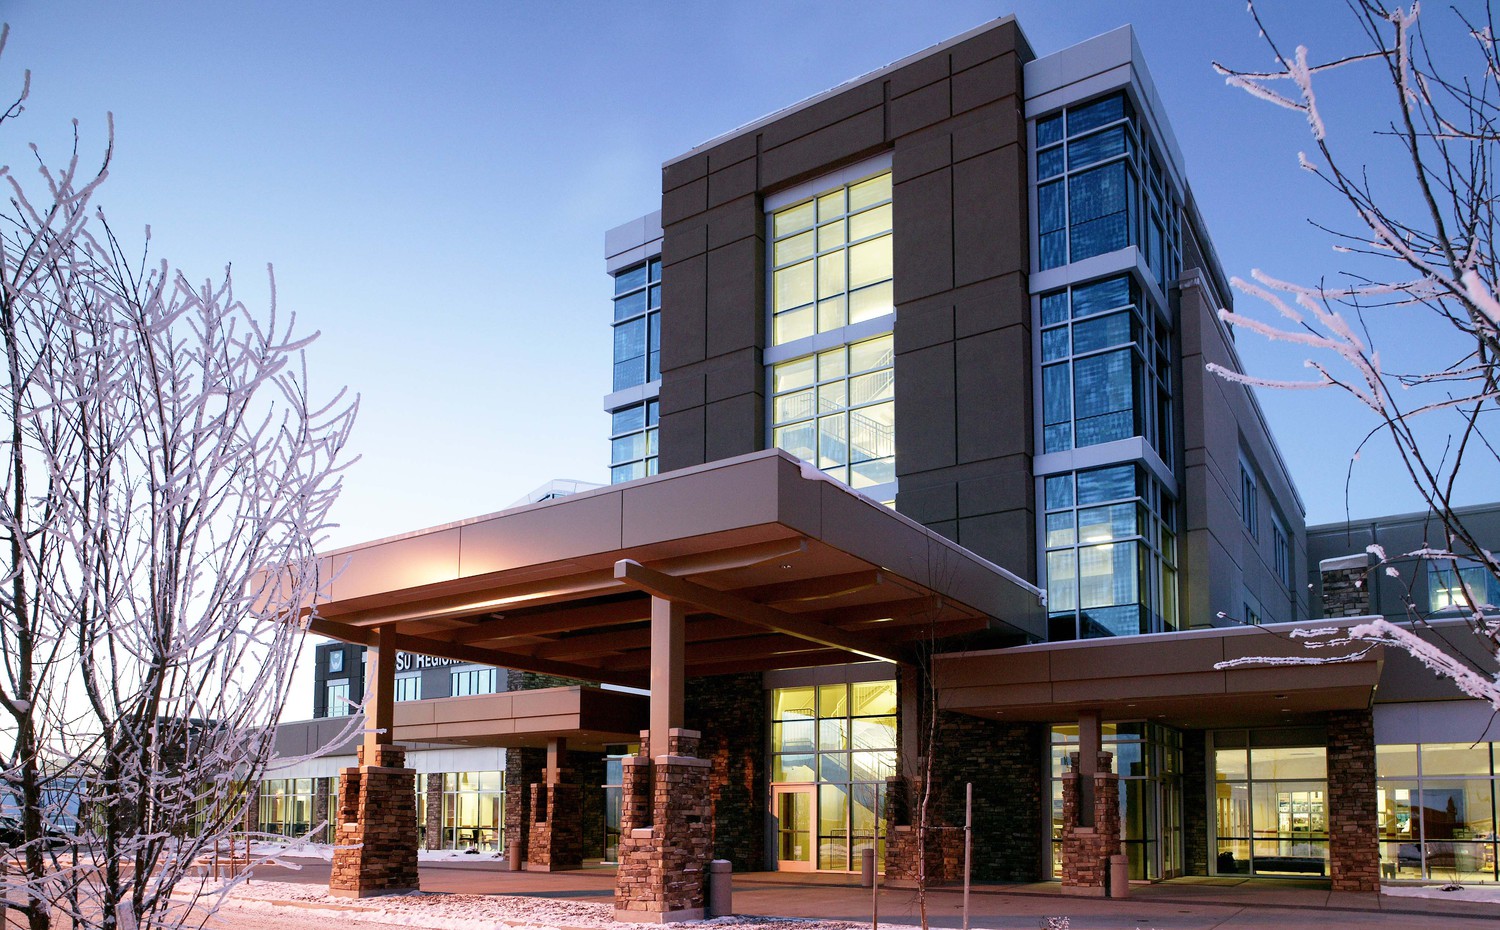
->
[1060,750,1118,896]
[527,738,583,871]
[329,744,420,897]
[615,729,713,922]
[1327,709,1379,893]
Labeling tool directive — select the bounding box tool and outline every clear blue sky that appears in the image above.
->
[3,0,1488,549]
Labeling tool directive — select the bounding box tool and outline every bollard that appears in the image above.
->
[507,840,522,872]
[860,847,875,888]
[708,859,732,917]
[1108,854,1129,898]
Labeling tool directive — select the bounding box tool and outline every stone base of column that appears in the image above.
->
[614,729,713,922]
[1059,751,1119,897]
[526,779,583,871]
[329,745,420,898]
[880,774,964,888]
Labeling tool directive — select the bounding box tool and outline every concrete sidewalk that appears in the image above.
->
[256,859,1500,929]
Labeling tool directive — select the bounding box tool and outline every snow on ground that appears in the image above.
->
[201,879,921,930]
[248,842,505,863]
[1383,883,1500,904]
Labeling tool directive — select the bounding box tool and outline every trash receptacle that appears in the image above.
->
[1108,854,1129,898]
[860,848,875,887]
[507,840,522,871]
[708,859,732,917]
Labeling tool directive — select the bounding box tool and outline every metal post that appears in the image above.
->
[871,787,879,930]
[962,782,972,930]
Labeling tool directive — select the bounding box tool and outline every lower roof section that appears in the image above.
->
[392,686,646,751]
[935,620,1385,730]
[306,450,1045,684]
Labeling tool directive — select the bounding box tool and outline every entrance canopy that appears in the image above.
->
[306,450,1044,688]
[935,620,1385,729]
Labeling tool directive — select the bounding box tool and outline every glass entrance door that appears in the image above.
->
[773,785,815,871]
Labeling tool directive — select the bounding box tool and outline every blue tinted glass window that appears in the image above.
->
[1066,93,1126,136]
[1037,147,1065,180]
[1040,232,1067,271]
[1043,364,1071,427]
[612,405,645,434]
[614,289,648,322]
[1081,604,1143,639]
[615,263,648,295]
[613,318,645,363]
[1071,276,1132,318]
[1069,162,1129,230]
[1038,180,1066,234]
[1067,126,1128,170]
[1073,349,1133,419]
[646,399,659,426]
[649,284,661,309]
[1076,464,1135,505]
[1037,114,1064,147]
[1045,475,1074,510]
[649,258,662,282]
[1042,328,1070,362]
[1072,312,1134,355]
[1041,291,1069,326]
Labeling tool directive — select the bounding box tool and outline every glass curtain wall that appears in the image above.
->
[1043,463,1178,640]
[1049,723,1180,880]
[771,335,895,490]
[770,680,897,871]
[612,258,662,391]
[1212,731,1329,876]
[1378,742,1498,882]
[258,778,315,838]
[610,399,659,483]
[1035,92,1181,286]
[1038,274,1172,466]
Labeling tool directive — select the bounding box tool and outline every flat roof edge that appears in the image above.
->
[663,16,1024,168]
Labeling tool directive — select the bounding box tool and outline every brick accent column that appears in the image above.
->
[1060,751,1119,896]
[504,747,544,861]
[881,774,964,888]
[1181,731,1209,876]
[527,778,583,870]
[1327,710,1380,893]
[329,745,420,898]
[615,729,712,922]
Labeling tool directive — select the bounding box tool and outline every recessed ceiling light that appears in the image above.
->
[780,563,793,569]
[1274,694,1289,700]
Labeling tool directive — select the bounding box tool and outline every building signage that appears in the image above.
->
[394,652,464,672]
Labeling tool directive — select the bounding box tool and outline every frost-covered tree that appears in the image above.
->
[0,27,355,930]
[1211,2,1500,708]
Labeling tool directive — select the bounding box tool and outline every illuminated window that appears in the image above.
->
[1428,563,1500,614]
[769,173,892,346]
[1212,734,1328,877]
[770,335,894,490]
[394,673,422,703]
[439,771,505,851]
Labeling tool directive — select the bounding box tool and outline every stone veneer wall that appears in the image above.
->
[685,672,767,870]
[1059,751,1119,896]
[329,744,420,898]
[882,776,965,886]
[615,730,713,921]
[313,777,332,845]
[1327,709,1380,893]
[1181,731,1209,876]
[1320,557,1371,617]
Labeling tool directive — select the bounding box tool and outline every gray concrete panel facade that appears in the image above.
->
[657,20,1037,577]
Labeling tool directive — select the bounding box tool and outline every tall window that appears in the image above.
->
[770,680,896,871]
[258,778,315,838]
[450,666,498,697]
[1240,458,1260,540]
[325,679,351,717]
[394,673,422,702]
[1272,519,1291,589]
[1044,463,1177,640]
[1213,733,1328,877]
[440,771,504,851]
[1035,92,1181,285]
[1038,275,1172,462]
[770,335,894,490]
[769,173,892,346]
[610,399,658,484]
[612,258,661,391]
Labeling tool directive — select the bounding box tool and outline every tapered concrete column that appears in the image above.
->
[527,737,582,871]
[330,626,419,897]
